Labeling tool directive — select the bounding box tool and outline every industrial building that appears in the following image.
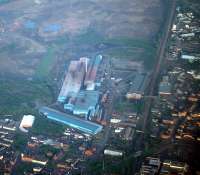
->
[126,72,149,99]
[57,57,88,103]
[39,107,102,135]
[84,55,102,90]
[19,115,35,133]
[64,90,100,119]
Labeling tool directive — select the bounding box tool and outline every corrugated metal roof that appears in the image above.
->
[84,55,102,85]
[39,107,102,135]
[73,90,99,115]
[57,58,86,102]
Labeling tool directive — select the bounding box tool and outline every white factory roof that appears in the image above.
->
[19,115,35,133]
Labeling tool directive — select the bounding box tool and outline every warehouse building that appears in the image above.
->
[57,57,88,103]
[64,90,99,119]
[64,90,100,119]
[39,107,102,135]
[19,115,35,133]
[84,55,102,90]
[126,72,149,99]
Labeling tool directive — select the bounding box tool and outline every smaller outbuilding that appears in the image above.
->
[19,115,35,133]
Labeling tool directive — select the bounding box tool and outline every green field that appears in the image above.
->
[74,30,105,45]
[31,115,66,136]
[73,31,156,69]
[0,79,53,116]
[73,30,157,69]
[0,77,65,135]
[103,37,156,69]
[35,47,56,78]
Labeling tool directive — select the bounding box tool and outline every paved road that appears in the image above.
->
[142,0,177,134]
[133,0,177,173]
[95,56,114,155]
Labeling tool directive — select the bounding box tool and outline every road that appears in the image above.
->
[133,0,177,173]
[95,56,114,155]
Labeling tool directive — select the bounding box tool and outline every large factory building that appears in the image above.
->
[84,55,102,91]
[57,57,88,103]
[64,90,100,119]
[39,107,103,135]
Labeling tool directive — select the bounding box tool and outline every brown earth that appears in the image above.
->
[0,0,165,77]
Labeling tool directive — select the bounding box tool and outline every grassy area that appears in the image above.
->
[14,163,34,174]
[35,47,56,78]
[104,38,155,50]
[39,145,59,155]
[73,30,157,69]
[143,138,162,156]
[0,77,67,137]
[114,100,144,114]
[31,115,65,136]
[104,37,156,69]
[0,79,53,117]
[105,48,142,59]
[13,132,28,151]
[0,77,65,136]
[74,29,105,46]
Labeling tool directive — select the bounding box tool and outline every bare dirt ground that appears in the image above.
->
[0,0,164,77]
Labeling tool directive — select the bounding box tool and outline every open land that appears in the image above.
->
[0,0,165,113]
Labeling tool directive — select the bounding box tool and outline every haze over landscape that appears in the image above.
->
[0,0,200,174]
[0,0,163,77]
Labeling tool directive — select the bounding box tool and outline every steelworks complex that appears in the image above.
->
[39,107,102,135]
[40,55,103,135]
[40,54,149,135]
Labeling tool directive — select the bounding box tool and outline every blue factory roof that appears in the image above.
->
[39,107,102,135]
[73,90,99,113]
[24,20,36,29]
[43,24,62,32]
[94,55,102,67]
